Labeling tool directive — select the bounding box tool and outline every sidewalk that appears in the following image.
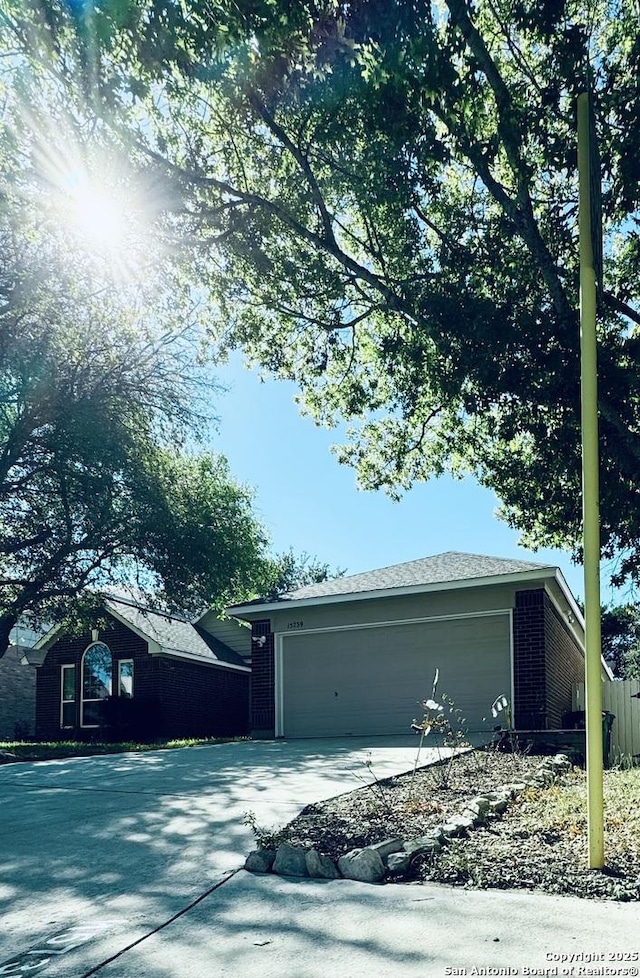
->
[44,870,640,978]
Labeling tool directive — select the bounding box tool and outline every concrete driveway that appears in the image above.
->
[0,736,431,972]
[1,738,637,978]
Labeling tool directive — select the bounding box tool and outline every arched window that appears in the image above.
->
[81,642,112,727]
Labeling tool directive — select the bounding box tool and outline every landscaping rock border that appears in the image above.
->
[243,753,573,885]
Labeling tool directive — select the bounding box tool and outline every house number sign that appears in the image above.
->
[286,621,304,630]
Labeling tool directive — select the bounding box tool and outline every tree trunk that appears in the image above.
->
[0,613,17,659]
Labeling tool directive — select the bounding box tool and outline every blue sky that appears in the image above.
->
[211,354,612,605]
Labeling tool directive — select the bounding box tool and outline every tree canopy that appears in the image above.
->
[601,604,640,680]
[0,75,282,655]
[0,214,277,654]
[266,548,345,596]
[4,1,640,582]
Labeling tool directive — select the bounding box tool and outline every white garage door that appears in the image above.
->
[279,614,511,738]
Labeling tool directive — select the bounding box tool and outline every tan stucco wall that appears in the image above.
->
[196,611,252,659]
[265,579,549,635]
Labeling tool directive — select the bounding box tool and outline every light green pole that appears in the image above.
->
[577,91,604,869]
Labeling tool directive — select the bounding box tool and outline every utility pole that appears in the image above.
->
[577,90,604,869]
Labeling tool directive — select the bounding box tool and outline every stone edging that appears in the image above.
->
[244,753,573,885]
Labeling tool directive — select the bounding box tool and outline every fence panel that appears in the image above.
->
[573,680,640,762]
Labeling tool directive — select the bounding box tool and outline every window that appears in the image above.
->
[118,660,134,699]
[81,642,112,727]
[60,665,76,728]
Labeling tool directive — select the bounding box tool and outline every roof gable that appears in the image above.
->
[106,600,248,669]
[35,599,249,672]
[228,551,557,614]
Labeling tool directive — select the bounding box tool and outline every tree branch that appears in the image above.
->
[249,95,338,246]
[444,0,577,329]
[140,145,412,318]
[604,292,640,328]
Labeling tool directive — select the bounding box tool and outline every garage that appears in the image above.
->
[277,613,512,738]
[229,552,589,738]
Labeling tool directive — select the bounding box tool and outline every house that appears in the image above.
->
[227,551,604,740]
[0,646,37,741]
[0,623,48,740]
[34,598,251,741]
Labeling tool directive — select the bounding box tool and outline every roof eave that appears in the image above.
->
[550,569,585,628]
[105,602,163,653]
[227,566,559,618]
[34,623,65,651]
[149,647,250,672]
[108,604,249,669]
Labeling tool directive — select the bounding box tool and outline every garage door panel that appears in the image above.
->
[280,616,510,738]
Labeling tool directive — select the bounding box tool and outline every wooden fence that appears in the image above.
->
[573,680,640,763]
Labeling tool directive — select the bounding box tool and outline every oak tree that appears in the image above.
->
[0,155,272,656]
[5,1,640,581]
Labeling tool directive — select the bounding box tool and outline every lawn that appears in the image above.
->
[0,736,241,761]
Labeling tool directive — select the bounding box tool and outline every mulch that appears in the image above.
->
[259,748,640,901]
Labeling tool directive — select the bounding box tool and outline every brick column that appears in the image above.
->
[249,619,275,738]
[543,594,585,728]
[513,589,547,728]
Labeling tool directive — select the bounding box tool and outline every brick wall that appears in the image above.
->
[36,614,249,741]
[156,657,249,737]
[543,595,585,728]
[0,646,36,739]
[513,588,585,729]
[249,619,275,737]
[513,589,547,728]
[36,616,149,740]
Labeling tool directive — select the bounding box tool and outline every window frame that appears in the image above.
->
[60,663,76,729]
[118,659,134,699]
[80,641,113,729]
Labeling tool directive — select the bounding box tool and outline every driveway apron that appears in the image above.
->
[0,737,428,971]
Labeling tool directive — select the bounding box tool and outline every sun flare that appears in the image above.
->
[66,176,129,253]
[56,163,149,282]
[29,116,164,283]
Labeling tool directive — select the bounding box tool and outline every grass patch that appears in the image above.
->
[417,764,640,900]
[495,766,640,845]
[0,737,246,762]
[534,766,640,863]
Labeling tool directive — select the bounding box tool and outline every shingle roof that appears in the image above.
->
[106,599,247,668]
[230,551,556,610]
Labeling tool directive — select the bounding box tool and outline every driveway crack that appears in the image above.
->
[78,868,242,977]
